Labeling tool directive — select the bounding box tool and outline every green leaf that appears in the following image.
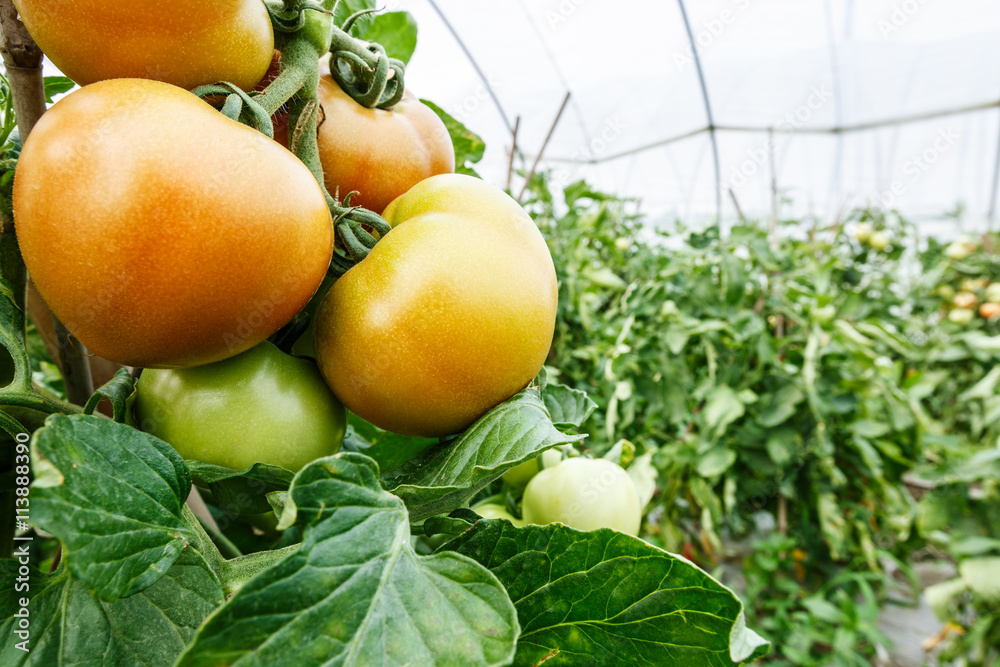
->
[949,535,1000,557]
[0,550,224,666]
[444,521,770,666]
[924,577,968,621]
[765,427,800,466]
[818,492,849,560]
[83,367,135,422]
[187,460,295,516]
[959,557,1000,602]
[850,419,890,439]
[702,385,746,437]
[360,11,418,64]
[346,413,442,474]
[627,451,658,509]
[960,364,1000,401]
[42,76,75,103]
[333,0,377,33]
[757,384,804,427]
[177,454,519,666]
[382,388,585,522]
[30,415,196,602]
[541,382,597,429]
[800,596,847,624]
[697,446,737,478]
[421,99,486,177]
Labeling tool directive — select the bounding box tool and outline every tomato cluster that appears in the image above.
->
[11,7,558,471]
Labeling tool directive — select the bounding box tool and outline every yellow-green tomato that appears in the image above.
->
[522,458,642,535]
[854,222,873,243]
[473,503,524,526]
[134,342,346,472]
[948,308,975,325]
[868,230,890,251]
[314,174,558,437]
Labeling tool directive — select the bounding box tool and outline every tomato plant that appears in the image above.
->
[134,342,346,472]
[522,457,642,535]
[317,72,454,214]
[14,78,333,368]
[314,174,559,437]
[0,3,771,666]
[13,0,274,91]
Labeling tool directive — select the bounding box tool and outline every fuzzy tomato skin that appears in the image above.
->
[14,79,333,368]
[314,174,557,437]
[13,0,274,91]
[135,342,346,472]
[316,73,454,214]
[522,458,642,535]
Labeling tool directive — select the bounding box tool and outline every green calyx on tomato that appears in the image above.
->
[522,457,642,536]
[314,174,558,438]
[134,341,346,473]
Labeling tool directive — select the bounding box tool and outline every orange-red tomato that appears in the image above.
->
[14,0,274,91]
[14,79,333,369]
[980,302,1000,319]
[316,72,454,213]
[313,174,557,437]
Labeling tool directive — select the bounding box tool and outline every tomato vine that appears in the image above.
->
[195,0,398,275]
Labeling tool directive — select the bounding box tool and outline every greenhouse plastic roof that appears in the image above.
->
[397,0,1000,234]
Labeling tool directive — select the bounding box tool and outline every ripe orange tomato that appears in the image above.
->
[980,302,1000,319]
[314,174,557,437]
[13,0,274,91]
[316,72,454,214]
[15,79,333,369]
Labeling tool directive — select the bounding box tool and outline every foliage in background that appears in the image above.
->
[523,171,1000,663]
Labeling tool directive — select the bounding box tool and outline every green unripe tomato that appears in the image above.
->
[853,222,873,243]
[502,447,571,487]
[135,341,346,472]
[472,503,524,526]
[948,308,975,325]
[501,458,539,487]
[522,457,642,535]
[868,230,890,251]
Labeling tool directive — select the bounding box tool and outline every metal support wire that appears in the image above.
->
[823,0,846,218]
[676,0,722,225]
[532,99,1000,165]
[988,107,1000,231]
[425,0,516,136]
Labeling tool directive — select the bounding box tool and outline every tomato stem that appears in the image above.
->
[261,0,396,276]
[253,55,311,117]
